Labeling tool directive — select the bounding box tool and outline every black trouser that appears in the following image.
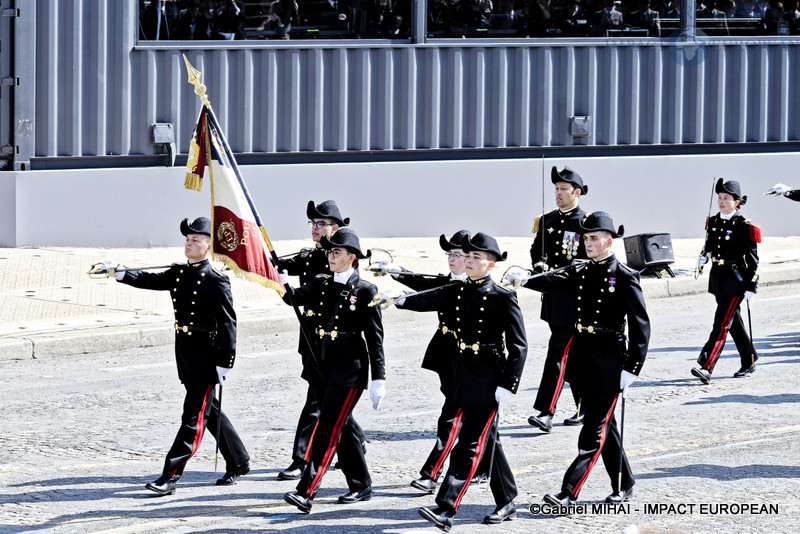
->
[292,381,366,463]
[561,391,633,498]
[419,398,490,481]
[533,326,580,416]
[163,383,249,478]
[435,407,517,513]
[697,294,756,373]
[297,384,370,498]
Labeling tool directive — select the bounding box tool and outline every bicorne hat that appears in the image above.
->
[551,166,588,195]
[307,200,350,227]
[579,211,624,238]
[715,178,747,205]
[439,230,470,251]
[320,228,370,259]
[462,232,508,261]
[180,217,211,237]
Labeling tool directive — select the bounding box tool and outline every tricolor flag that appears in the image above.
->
[184,106,285,296]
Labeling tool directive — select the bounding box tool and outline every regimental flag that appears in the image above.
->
[184,106,285,296]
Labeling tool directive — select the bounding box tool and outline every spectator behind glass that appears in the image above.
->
[735,0,757,16]
[710,0,728,17]
[657,0,680,17]
[140,0,180,40]
[175,1,216,39]
[268,0,299,39]
[630,0,660,32]
[763,0,786,32]
[791,0,800,32]
[593,0,623,34]
[214,0,245,39]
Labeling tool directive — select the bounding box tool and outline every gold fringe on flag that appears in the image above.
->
[212,252,286,297]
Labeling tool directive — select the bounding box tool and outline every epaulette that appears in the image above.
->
[494,283,511,292]
[315,273,331,280]
[359,277,376,288]
[619,263,637,273]
[742,217,762,243]
[532,209,557,234]
[211,265,226,276]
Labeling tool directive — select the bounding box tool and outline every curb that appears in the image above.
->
[3,264,799,361]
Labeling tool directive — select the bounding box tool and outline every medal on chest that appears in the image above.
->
[562,231,579,260]
[349,294,358,311]
[609,277,616,293]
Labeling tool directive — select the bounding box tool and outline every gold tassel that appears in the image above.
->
[184,172,203,192]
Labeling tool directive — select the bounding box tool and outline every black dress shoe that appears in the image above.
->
[483,501,517,524]
[418,506,455,532]
[145,475,177,496]
[691,367,711,384]
[734,356,758,377]
[542,491,575,508]
[278,459,306,480]
[527,413,553,433]
[338,486,372,504]
[284,491,313,513]
[470,473,488,485]
[216,462,250,486]
[410,477,436,493]
[606,486,633,503]
[563,411,585,426]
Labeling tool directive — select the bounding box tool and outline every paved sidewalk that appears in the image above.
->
[2,236,800,360]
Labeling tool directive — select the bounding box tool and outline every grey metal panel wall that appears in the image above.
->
[24,0,800,165]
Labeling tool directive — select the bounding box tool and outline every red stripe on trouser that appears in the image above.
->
[169,385,213,478]
[431,408,463,481]
[548,336,573,414]
[307,388,358,496]
[572,395,618,497]
[303,421,320,462]
[453,408,496,510]
[704,296,742,370]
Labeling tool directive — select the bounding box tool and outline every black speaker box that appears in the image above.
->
[623,233,675,270]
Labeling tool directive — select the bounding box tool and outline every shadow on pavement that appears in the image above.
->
[637,463,800,481]
[682,393,800,405]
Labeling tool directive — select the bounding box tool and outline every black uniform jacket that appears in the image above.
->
[120,259,236,385]
[786,190,800,202]
[393,269,462,395]
[279,246,332,381]
[530,206,588,326]
[705,213,760,296]
[399,275,527,409]
[278,246,331,286]
[284,270,385,389]
[525,254,649,394]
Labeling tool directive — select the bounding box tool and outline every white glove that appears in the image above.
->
[743,291,755,304]
[374,260,401,273]
[279,270,291,286]
[765,183,791,196]
[504,266,531,285]
[216,366,230,384]
[697,252,710,267]
[494,386,513,414]
[99,258,125,280]
[370,379,385,410]
[620,370,636,398]
[379,287,406,306]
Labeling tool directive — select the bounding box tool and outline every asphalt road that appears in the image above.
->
[2,282,799,534]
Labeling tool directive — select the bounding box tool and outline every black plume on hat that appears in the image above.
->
[319,228,370,259]
[307,200,350,227]
[551,166,588,195]
[715,178,747,205]
[462,232,508,261]
[439,230,470,251]
[579,211,624,238]
[180,217,211,236]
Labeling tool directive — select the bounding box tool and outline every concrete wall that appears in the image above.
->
[3,151,798,248]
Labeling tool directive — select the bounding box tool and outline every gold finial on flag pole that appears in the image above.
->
[182,54,212,109]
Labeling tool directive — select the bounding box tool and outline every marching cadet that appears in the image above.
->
[100,217,250,495]
[280,228,386,513]
[693,179,761,383]
[275,200,366,481]
[526,166,589,433]
[384,232,527,532]
[506,211,649,507]
[765,182,800,201]
[374,231,490,493]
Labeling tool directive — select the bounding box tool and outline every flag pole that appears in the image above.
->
[183,55,323,378]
